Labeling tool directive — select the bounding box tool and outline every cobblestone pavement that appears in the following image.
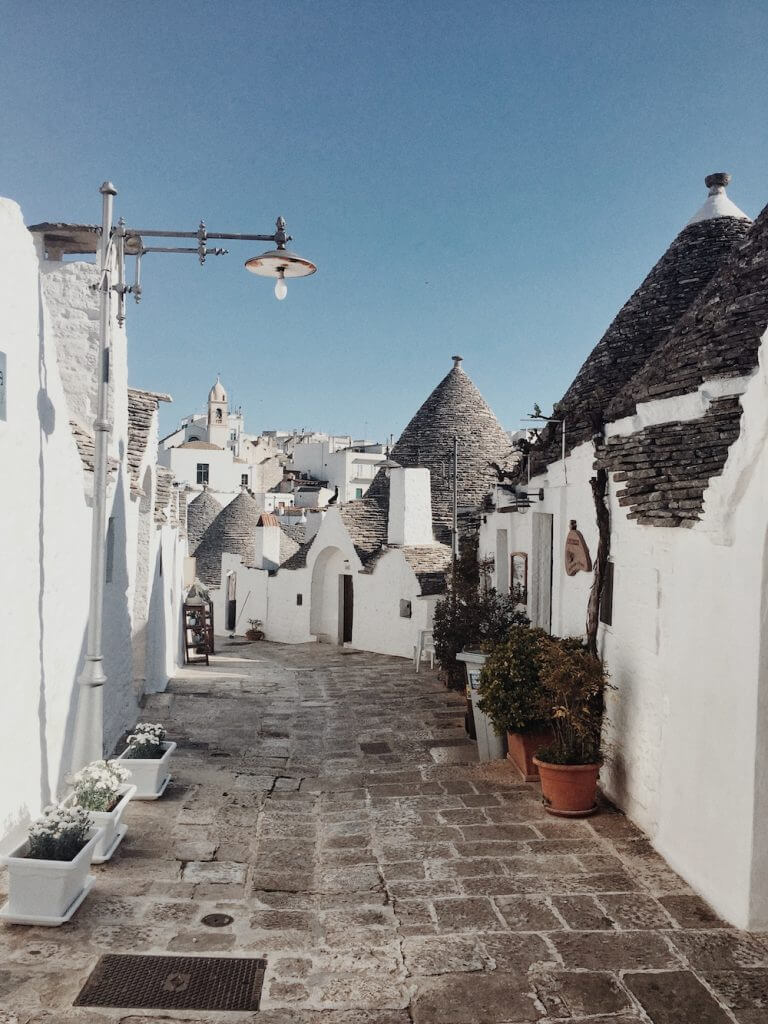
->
[2,641,767,1023]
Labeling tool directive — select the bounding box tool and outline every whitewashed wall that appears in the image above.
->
[479,356,768,929]
[0,198,184,848]
[158,445,245,494]
[217,504,435,658]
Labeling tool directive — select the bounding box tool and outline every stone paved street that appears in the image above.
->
[1,642,767,1023]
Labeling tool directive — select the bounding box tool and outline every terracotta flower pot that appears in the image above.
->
[506,729,552,782]
[533,757,600,817]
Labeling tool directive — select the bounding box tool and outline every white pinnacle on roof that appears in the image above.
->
[208,375,227,402]
[687,173,750,225]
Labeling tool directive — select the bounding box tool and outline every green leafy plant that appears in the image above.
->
[534,636,608,765]
[123,722,167,760]
[433,537,528,690]
[27,805,92,861]
[477,626,550,734]
[72,759,130,812]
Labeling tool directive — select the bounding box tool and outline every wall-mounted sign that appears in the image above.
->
[0,352,6,421]
[564,520,592,576]
[511,551,528,602]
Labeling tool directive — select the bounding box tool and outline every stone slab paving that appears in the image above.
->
[1,641,767,1023]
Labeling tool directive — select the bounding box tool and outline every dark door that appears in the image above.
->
[226,572,237,631]
[341,575,354,643]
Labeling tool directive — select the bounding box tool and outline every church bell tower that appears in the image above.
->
[207,376,229,448]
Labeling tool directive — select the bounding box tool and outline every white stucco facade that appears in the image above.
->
[479,354,768,929]
[0,197,185,850]
[214,470,444,659]
[290,441,386,502]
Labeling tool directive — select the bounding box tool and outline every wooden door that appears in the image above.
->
[341,575,354,644]
[530,513,553,632]
[226,572,237,632]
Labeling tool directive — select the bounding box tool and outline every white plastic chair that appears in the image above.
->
[413,629,435,672]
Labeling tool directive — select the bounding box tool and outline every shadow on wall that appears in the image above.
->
[55,474,136,797]
[36,273,55,811]
[145,543,168,694]
[751,518,768,927]
[101,469,136,752]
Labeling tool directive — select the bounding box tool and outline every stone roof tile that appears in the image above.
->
[195,490,263,587]
[598,395,743,527]
[187,488,222,552]
[530,180,751,471]
[608,202,768,417]
[366,357,512,540]
[70,420,118,476]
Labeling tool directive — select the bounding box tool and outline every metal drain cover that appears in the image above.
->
[360,741,390,754]
[202,913,234,927]
[74,954,266,1011]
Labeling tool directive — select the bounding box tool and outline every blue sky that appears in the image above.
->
[2,1,766,441]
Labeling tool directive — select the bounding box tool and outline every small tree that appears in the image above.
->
[433,535,528,690]
[534,636,608,765]
[477,626,550,734]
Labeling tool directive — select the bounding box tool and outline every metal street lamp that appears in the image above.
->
[35,181,317,774]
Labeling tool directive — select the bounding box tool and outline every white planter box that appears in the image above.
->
[115,741,176,799]
[64,784,137,863]
[0,826,103,926]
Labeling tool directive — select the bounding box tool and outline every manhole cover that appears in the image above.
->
[360,742,390,754]
[201,913,234,927]
[74,954,266,1011]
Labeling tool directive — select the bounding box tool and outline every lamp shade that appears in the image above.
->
[244,248,317,279]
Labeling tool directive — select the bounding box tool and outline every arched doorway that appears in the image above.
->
[310,545,353,645]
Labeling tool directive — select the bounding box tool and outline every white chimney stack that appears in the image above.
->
[254,514,281,571]
[388,467,433,546]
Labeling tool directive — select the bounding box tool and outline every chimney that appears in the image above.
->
[388,467,433,546]
[254,513,281,571]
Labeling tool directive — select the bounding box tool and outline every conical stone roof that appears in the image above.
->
[367,357,512,539]
[530,175,751,472]
[187,487,222,553]
[195,490,262,587]
[608,199,768,416]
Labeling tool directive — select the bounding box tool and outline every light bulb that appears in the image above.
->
[274,271,287,301]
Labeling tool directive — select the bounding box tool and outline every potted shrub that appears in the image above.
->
[532,637,608,816]
[477,626,552,780]
[115,722,176,800]
[245,618,265,641]
[68,760,136,863]
[0,805,102,925]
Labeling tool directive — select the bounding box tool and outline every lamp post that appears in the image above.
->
[68,181,317,772]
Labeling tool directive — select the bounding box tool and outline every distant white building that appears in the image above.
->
[159,377,284,503]
[289,438,388,502]
[200,357,513,657]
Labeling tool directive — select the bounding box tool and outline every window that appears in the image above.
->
[599,561,614,626]
[296,594,303,606]
[105,517,115,583]
[241,474,248,486]
[215,408,223,422]
[196,463,209,485]
[355,487,363,499]
[231,431,237,441]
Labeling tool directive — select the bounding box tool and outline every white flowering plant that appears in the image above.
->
[124,722,167,760]
[27,804,92,861]
[72,759,130,812]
